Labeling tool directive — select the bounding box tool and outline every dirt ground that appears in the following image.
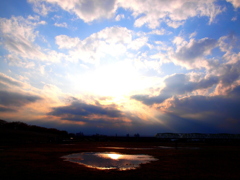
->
[1,141,240,180]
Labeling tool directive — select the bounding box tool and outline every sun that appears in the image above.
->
[71,61,148,98]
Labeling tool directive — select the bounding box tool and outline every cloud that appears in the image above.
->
[218,34,239,63]
[219,33,238,52]
[5,54,36,68]
[54,22,67,28]
[0,16,47,61]
[0,15,69,64]
[29,0,118,22]
[148,29,170,35]
[165,19,185,28]
[171,37,218,69]
[156,112,221,133]
[0,106,16,112]
[120,0,223,29]
[164,85,240,132]
[0,73,24,88]
[227,0,240,8]
[49,101,123,118]
[28,0,223,29]
[96,26,132,44]
[132,56,240,106]
[209,62,240,95]
[47,100,131,128]
[175,38,218,58]
[132,73,219,105]
[220,63,240,86]
[152,34,239,71]
[55,35,80,49]
[115,14,125,21]
[150,36,219,70]
[27,0,53,16]
[189,32,197,39]
[55,26,147,63]
[131,56,240,133]
[0,90,42,107]
[127,36,148,50]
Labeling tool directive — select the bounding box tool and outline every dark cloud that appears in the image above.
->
[0,106,16,112]
[48,100,125,125]
[157,112,220,133]
[132,73,219,105]
[174,38,217,61]
[220,63,240,86]
[0,90,42,107]
[47,100,172,136]
[0,73,23,88]
[229,85,240,98]
[165,85,240,133]
[131,60,240,134]
[61,116,122,124]
[49,101,123,118]
[46,100,139,135]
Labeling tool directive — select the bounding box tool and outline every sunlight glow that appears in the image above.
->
[71,61,158,98]
[106,153,123,160]
[96,152,123,160]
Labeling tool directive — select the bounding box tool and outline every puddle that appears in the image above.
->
[62,152,158,170]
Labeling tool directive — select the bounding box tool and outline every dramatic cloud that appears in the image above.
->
[169,37,218,69]
[132,73,219,105]
[0,90,42,107]
[0,73,43,113]
[49,101,123,119]
[1,1,240,135]
[132,54,240,106]
[48,100,131,128]
[175,38,217,64]
[164,85,240,132]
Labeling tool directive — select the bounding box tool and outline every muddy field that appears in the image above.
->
[1,141,240,180]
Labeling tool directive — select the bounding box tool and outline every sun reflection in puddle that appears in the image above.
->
[62,152,158,170]
[104,153,123,160]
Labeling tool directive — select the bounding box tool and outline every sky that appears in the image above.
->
[0,0,240,136]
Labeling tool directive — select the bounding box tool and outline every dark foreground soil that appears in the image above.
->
[1,141,240,180]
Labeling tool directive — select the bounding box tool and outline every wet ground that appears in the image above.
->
[1,141,240,180]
